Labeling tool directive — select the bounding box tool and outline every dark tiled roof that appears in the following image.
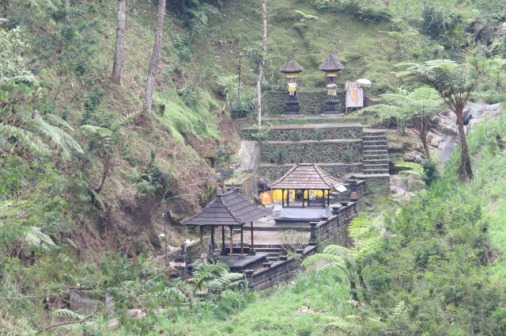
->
[280,60,303,73]
[181,189,270,227]
[270,163,344,190]
[319,54,344,72]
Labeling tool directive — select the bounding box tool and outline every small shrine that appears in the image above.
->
[181,186,270,271]
[280,59,304,115]
[319,53,345,114]
[270,163,347,224]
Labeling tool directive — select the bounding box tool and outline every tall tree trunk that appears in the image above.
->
[456,107,473,180]
[142,0,166,116]
[257,0,267,129]
[420,131,431,159]
[112,0,126,85]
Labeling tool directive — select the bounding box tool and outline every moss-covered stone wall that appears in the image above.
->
[260,140,362,164]
[263,91,345,115]
[241,125,363,141]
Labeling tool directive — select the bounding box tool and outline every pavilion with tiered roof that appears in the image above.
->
[181,186,269,262]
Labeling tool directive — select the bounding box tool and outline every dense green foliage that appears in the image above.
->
[1,0,506,334]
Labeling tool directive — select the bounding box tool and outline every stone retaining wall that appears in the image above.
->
[309,202,357,247]
[260,140,362,164]
[240,125,363,142]
[263,91,345,115]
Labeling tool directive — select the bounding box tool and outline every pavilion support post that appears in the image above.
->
[199,226,204,254]
[250,222,255,252]
[229,226,234,260]
[221,226,225,253]
[240,226,244,257]
[322,190,325,208]
[327,190,330,207]
[210,226,215,253]
[281,189,285,207]
[302,189,305,208]
[287,189,290,207]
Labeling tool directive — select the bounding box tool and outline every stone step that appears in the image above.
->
[363,145,388,150]
[363,141,388,146]
[364,159,389,164]
[364,154,389,159]
[364,164,389,170]
[363,148,388,156]
[363,168,389,174]
[363,135,387,140]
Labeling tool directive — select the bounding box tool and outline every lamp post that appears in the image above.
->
[280,59,303,115]
[319,53,344,114]
[159,233,167,264]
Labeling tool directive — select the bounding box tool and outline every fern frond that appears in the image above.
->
[24,226,55,249]
[323,244,350,257]
[302,252,344,267]
[33,114,83,159]
[0,124,51,156]
[164,287,187,303]
[52,309,85,321]
[45,114,74,131]
[294,10,318,20]
[395,162,424,177]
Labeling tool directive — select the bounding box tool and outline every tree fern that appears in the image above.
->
[33,114,84,159]
[0,124,51,156]
[207,272,246,292]
[191,260,230,291]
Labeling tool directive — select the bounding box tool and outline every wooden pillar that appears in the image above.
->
[229,226,233,260]
[199,226,204,254]
[281,189,284,207]
[287,189,290,207]
[302,189,305,208]
[221,226,225,252]
[322,190,325,208]
[240,226,244,256]
[250,222,254,251]
[327,189,330,207]
[210,226,215,252]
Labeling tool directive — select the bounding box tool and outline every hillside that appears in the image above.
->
[1,0,506,334]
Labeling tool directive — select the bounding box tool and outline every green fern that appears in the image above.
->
[52,308,85,321]
[23,226,55,250]
[191,260,230,291]
[395,161,424,177]
[0,124,51,156]
[208,272,246,292]
[33,114,84,159]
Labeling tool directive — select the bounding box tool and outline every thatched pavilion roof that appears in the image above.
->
[270,163,344,190]
[280,59,303,74]
[319,53,344,72]
[181,188,269,227]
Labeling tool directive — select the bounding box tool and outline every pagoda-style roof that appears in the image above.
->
[280,59,303,74]
[270,163,344,190]
[181,188,269,227]
[319,54,344,72]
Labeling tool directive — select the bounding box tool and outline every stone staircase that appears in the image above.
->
[362,129,389,175]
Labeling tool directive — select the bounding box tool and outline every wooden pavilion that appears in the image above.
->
[181,186,270,259]
[270,163,345,209]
